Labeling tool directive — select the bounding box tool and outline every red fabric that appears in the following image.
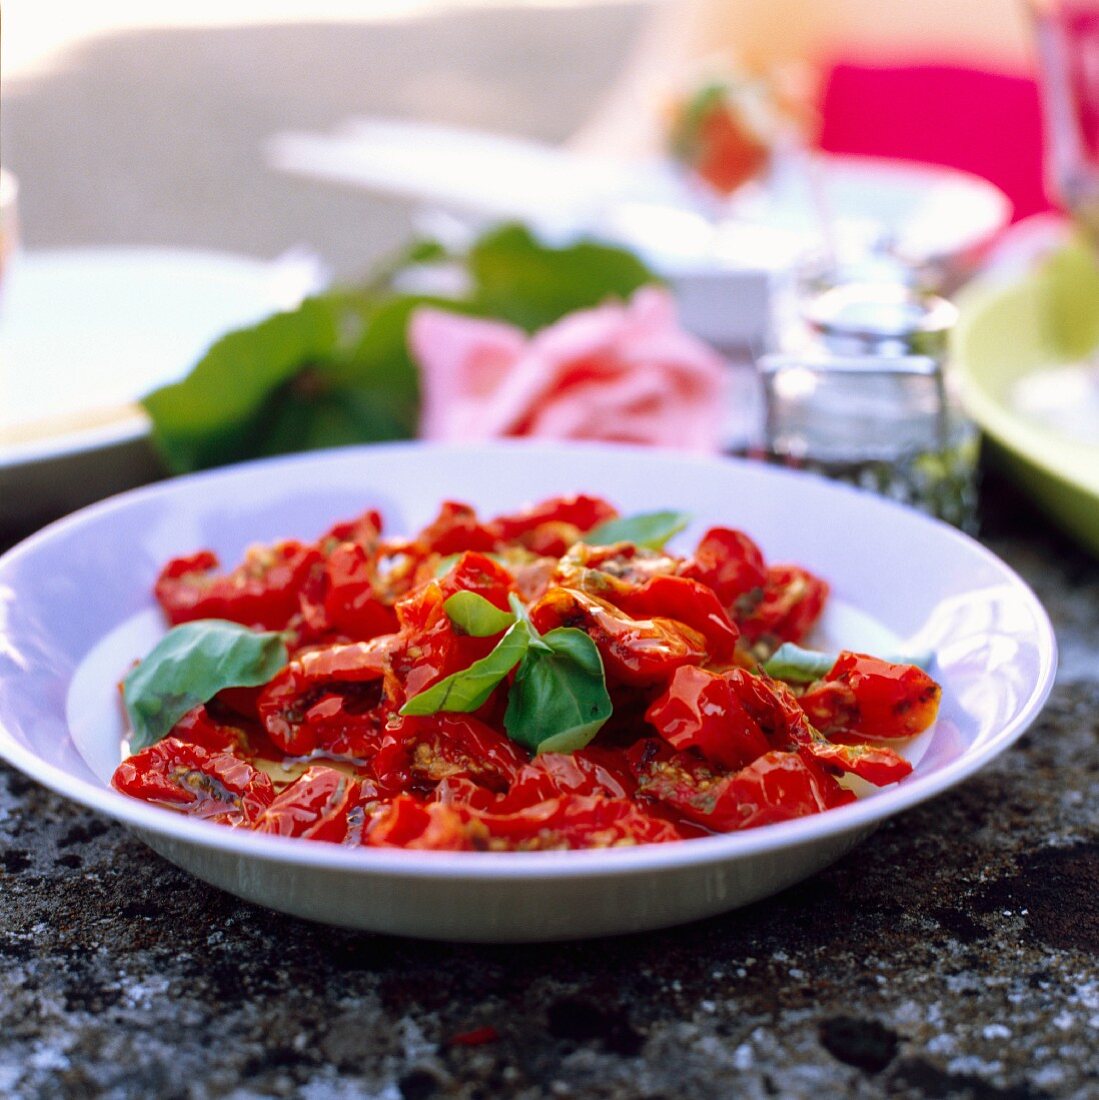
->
[817,62,1050,222]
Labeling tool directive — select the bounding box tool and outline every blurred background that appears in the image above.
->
[3,0,1097,552]
[2,0,1041,275]
[4,0,651,276]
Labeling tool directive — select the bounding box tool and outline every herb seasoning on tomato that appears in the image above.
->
[112,495,941,850]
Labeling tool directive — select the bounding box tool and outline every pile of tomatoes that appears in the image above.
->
[112,494,940,850]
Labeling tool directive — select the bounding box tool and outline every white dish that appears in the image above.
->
[0,442,1056,941]
[0,247,323,524]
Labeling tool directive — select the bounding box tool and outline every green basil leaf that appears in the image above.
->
[123,620,289,751]
[762,643,836,684]
[763,643,934,684]
[504,627,612,755]
[585,510,690,550]
[399,622,531,716]
[444,591,516,637]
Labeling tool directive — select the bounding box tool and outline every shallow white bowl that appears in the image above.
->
[0,443,1056,941]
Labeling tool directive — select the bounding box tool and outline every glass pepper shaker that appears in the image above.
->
[756,280,980,531]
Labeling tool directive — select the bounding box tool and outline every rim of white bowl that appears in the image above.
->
[0,441,1057,881]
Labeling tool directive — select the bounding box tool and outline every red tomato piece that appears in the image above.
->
[493,494,617,540]
[417,501,499,556]
[111,738,273,824]
[374,714,527,799]
[477,794,686,848]
[492,494,618,556]
[167,705,246,754]
[645,666,771,771]
[319,542,398,640]
[438,551,516,612]
[322,509,384,551]
[799,739,912,786]
[803,652,942,739]
[154,541,323,631]
[366,795,475,850]
[635,747,853,833]
[723,670,912,786]
[620,574,739,661]
[256,652,390,758]
[495,750,632,812]
[529,587,707,686]
[296,638,392,684]
[737,564,829,646]
[681,527,767,610]
[389,581,491,704]
[253,766,377,843]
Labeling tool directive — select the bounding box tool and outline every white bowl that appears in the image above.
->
[0,442,1056,941]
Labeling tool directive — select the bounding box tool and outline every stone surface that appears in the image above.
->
[2,9,1097,1097]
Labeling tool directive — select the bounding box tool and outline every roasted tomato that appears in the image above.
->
[494,749,633,811]
[253,766,377,842]
[154,542,322,630]
[476,794,687,849]
[370,715,526,801]
[634,745,854,832]
[798,652,941,739]
[529,587,708,686]
[114,493,942,850]
[112,738,273,824]
[256,644,389,756]
[417,501,499,556]
[167,705,247,754]
[645,666,771,770]
[438,551,515,612]
[737,564,829,648]
[366,795,477,850]
[317,542,398,640]
[492,494,617,556]
[681,527,767,611]
[387,581,496,705]
[620,575,739,661]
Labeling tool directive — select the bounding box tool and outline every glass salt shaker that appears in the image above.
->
[757,280,980,530]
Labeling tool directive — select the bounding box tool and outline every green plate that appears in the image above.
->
[953,240,1099,557]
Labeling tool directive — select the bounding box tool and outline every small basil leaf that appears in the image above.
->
[399,622,531,716]
[585,510,690,550]
[762,643,836,684]
[763,643,934,683]
[444,591,516,637]
[123,620,289,751]
[504,627,612,755]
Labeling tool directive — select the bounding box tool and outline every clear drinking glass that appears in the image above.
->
[1032,0,1099,237]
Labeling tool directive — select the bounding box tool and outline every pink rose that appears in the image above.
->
[409,287,728,451]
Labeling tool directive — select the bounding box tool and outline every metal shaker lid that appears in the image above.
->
[804,282,958,358]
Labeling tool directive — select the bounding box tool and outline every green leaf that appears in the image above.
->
[504,627,612,755]
[762,643,836,684]
[123,620,288,751]
[585,510,690,550]
[763,643,934,683]
[444,591,516,637]
[141,291,426,473]
[140,222,660,474]
[399,622,531,716]
[467,223,659,332]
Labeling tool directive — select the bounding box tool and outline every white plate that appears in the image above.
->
[0,442,1056,941]
[0,247,323,523]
